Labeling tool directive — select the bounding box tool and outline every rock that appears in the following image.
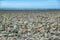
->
[0,10,60,40]
[0,37,7,40]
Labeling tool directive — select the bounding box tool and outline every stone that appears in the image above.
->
[0,37,6,40]
[0,10,60,40]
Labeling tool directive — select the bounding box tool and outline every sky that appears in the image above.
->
[0,0,60,10]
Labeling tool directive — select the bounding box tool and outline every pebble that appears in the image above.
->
[0,11,60,40]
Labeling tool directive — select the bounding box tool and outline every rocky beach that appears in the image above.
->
[0,10,60,40]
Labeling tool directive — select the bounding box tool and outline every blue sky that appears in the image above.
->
[0,0,60,9]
